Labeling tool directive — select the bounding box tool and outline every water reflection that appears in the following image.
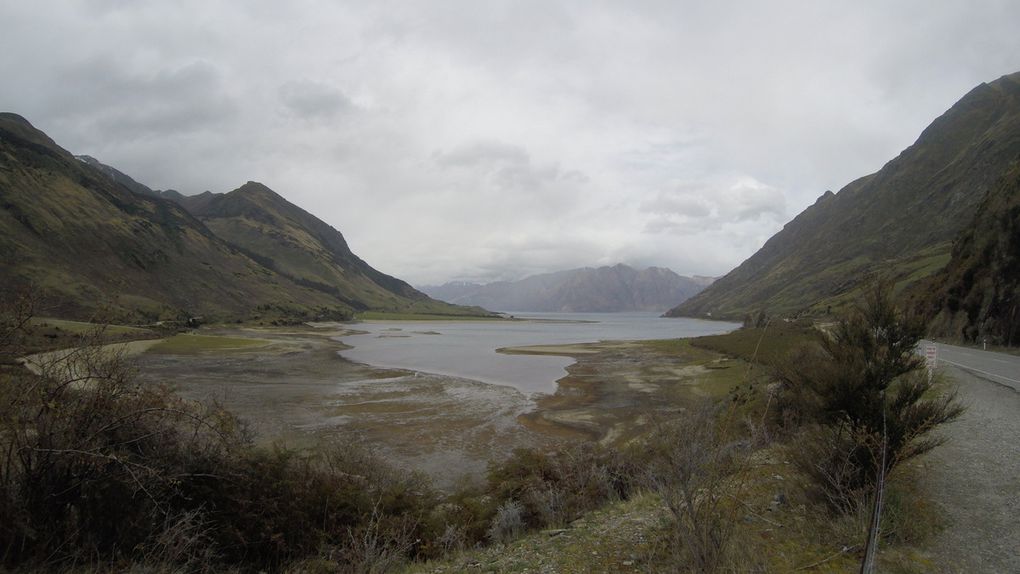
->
[337,312,738,395]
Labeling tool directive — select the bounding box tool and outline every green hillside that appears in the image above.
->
[913,159,1020,345]
[0,113,483,322]
[667,71,1020,320]
[165,182,485,316]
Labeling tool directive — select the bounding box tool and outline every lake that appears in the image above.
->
[337,312,739,395]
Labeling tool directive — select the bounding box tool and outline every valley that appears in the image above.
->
[2,23,1018,568]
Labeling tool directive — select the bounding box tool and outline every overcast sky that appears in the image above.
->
[2,1,1018,285]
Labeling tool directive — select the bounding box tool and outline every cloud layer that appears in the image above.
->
[2,1,1018,284]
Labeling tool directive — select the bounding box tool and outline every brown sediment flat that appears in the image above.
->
[498,344,603,355]
[129,326,745,489]
[131,323,561,490]
[509,340,746,447]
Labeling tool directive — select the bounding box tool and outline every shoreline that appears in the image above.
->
[41,321,746,489]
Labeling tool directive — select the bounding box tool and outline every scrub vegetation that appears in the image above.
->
[0,285,961,573]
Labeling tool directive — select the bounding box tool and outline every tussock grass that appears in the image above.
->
[689,321,819,366]
[29,317,153,336]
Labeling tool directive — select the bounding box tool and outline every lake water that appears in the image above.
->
[337,312,739,395]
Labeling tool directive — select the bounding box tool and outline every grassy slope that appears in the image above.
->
[1,113,486,322]
[688,320,820,366]
[0,114,351,323]
[176,182,491,316]
[668,71,1020,321]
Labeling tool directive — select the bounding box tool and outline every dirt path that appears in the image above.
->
[923,365,1020,573]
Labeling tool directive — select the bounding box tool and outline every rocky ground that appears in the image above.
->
[922,365,1020,573]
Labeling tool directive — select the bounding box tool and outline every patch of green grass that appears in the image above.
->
[638,339,751,399]
[689,322,818,366]
[356,311,503,321]
[147,334,270,354]
[30,317,152,336]
[640,338,712,359]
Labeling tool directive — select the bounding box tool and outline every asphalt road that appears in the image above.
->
[919,341,1020,573]
[921,339,1020,391]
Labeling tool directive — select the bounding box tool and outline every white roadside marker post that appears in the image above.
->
[925,343,938,383]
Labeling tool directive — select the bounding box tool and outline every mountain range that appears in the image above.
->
[421,265,713,313]
[5,71,1019,342]
[0,113,485,323]
[668,71,1020,331]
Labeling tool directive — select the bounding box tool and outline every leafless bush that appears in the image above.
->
[485,441,635,536]
[523,484,568,527]
[0,322,246,566]
[340,501,420,574]
[435,523,467,555]
[0,308,441,571]
[0,288,34,362]
[790,423,875,514]
[644,403,748,573]
[139,509,218,570]
[486,499,525,544]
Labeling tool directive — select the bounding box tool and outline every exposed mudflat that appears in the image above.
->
[504,340,744,446]
[130,326,742,490]
[132,325,560,489]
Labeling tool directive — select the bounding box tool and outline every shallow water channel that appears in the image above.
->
[338,312,739,395]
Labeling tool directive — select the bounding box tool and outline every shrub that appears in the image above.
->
[485,442,636,531]
[0,309,438,572]
[775,284,963,510]
[486,499,525,544]
[643,403,749,573]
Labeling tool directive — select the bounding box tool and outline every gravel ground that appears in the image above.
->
[924,365,1020,573]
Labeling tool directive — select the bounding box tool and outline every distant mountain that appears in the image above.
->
[913,159,1020,345]
[0,113,482,322]
[421,264,713,313]
[668,71,1020,320]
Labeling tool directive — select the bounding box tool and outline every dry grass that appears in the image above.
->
[147,333,272,354]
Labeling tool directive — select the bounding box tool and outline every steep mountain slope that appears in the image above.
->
[668,71,1020,320]
[0,113,480,322]
[913,159,1020,345]
[0,113,349,322]
[75,154,159,198]
[163,181,472,314]
[421,264,713,312]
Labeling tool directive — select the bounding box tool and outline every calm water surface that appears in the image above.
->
[338,313,738,395]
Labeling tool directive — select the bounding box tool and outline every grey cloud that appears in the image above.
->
[726,179,787,222]
[641,178,787,237]
[435,140,584,193]
[640,182,714,218]
[50,59,236,140]
[279,80,355,120]
[1,0,1017,285]
[435,141,531,168]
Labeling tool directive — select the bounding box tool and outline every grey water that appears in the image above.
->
[337,312,739,395]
